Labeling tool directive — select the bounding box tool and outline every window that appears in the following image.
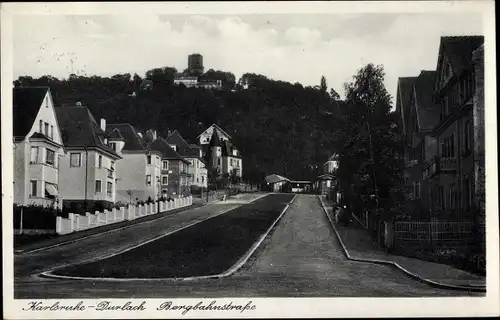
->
[414,181,421,199]
[98,155,102,168]
[162,176,168,185]
[50,125,54,139]
[217,158,221,166]
[147,155,151,165]
[438,186,445,210]
[39,120,43,133]
[30,180,37,197]
[170,144,177,151]
[44,122,49,136]
[30,146,38,163]
[107,181,112,197]
[95,180,102,193]
[464,121,472,153]
[441,135,455,158]
[162,160,169,170]
[45,148,55,165]
[230,159,233,166]
[202,176,205,183]
[109,142,116,151]
[146,175,152,186]
[70,153,81,167]
[110,161,115,171]
[464,178,471,209]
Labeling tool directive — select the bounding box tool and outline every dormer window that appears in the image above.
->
[169,144,177,151]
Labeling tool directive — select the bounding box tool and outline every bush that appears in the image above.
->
[13,204,60,230]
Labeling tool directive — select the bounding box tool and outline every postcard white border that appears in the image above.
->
[2,1,499,319]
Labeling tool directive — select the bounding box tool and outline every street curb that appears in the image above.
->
[14,204,202,255]
[39,193,293,282]
[317,196,486,293]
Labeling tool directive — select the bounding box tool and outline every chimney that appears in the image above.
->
[152,130,157,141]
[100,118,106,132]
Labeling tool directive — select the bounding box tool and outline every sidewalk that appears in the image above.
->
[15,203,203,254]
[16,193,268,254]
[320,197,486,292]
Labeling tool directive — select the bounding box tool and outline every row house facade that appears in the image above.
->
[397,35,484,222]
[149,137,192,197]
[13,87,64,208]
[55,104,122,212]
[165,131,208,188]
[105,124,163,203]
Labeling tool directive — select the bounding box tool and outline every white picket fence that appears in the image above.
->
[56,196,193,235]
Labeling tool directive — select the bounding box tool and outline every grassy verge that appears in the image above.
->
[53,194,294,278]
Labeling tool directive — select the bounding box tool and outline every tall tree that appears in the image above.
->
[334,64,403,214]
[320,75,327,92]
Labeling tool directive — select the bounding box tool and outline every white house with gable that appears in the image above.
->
[13,87,64,208]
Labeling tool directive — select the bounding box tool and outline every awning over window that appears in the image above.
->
[45,184,59,196]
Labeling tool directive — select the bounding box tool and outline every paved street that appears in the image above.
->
[14,194,476,298]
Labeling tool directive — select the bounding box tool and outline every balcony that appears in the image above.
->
[423,157,457,180]
[439,157,457,172]
[423,160,438,180]
[405,159,418,168]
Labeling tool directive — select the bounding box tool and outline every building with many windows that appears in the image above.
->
[198,124,243,178]
[106,124,163,203]
[55,104,122,212]
[165,131,207,188]
[149,137,192,197]
[13,87,64,208]
[397,36,484,222]
[425,36,484,220]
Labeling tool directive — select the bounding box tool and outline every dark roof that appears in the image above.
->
[55,106,120,158]
[165,131,199,157]
[106,124,147,151]
[13,87,49,138]
[149,138,189,163]
[413,71,441,131]
[396,77,417,132]
[107,128,124,140]
[441,36,484,76]
[209,129,222,147]
[221,140,241,158]
[190,144,201,149]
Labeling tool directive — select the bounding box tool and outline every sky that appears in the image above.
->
[13,13,483,103]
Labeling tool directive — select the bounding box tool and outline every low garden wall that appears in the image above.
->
[56,196,193,235]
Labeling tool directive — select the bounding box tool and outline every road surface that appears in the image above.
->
[14,194,476,298]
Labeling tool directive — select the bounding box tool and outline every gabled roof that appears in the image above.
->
[55,106,121,159]
[265,174,290,184]
[413,71,441,131]
[106,124,147,151]
[13,87,49,138]
[440,36,484,76]
[197,123,232,140]
[396,77,417,134]
[149,137,190,163]
[165,130,199,158]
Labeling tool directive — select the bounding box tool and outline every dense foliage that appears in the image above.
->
[14,64,402,198]
[14,70,342,183]
[331,64,404,213]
